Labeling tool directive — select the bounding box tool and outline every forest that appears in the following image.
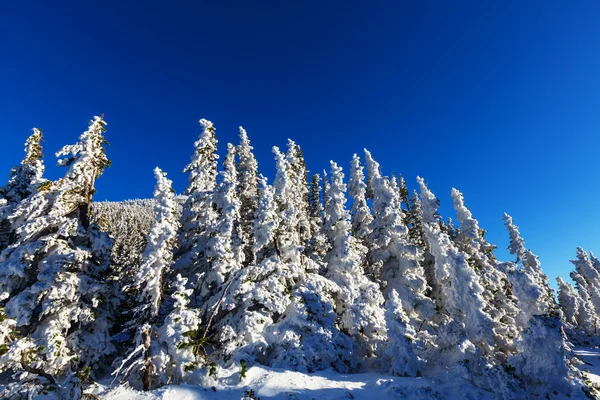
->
[0,116,598,399]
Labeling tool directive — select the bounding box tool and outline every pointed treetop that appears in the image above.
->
[416,176,440,225]
[451,188,481,244]
[183,118,219,194]
[503,213,526,259]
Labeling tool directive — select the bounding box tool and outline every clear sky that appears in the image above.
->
[1,1,600,287]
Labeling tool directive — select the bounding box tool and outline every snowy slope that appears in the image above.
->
[95,348,600,400]
[574,347,600,396]
[99,366,495,400]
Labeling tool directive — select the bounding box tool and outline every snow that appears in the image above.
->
[98,365,493,400]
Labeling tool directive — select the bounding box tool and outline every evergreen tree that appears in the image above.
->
[509,315,587,398]
[113,167,181,390]
[236,127,259,266]
[417,177,497,371]
[175,119,219,292]
[364,150,434,328]
[285,140,312,249]
[273,146,302,264]
[323,161,386,355]
[384,290,419,377]
[0,116,114,397]
[200,144,243,304]
[451,189,519,357]
[557,276,580,326]
[502,214,555,328]
[570,247,600,313]
[348,154,373,242]
[406,189,426,249]
[0,129,45,253]
[251,175,279,264]
[306,173,328,262]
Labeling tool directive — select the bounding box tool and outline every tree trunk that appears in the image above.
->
[142,325,153,391]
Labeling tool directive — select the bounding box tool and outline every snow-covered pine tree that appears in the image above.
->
[323,161,386,356]
[384,290,420,377]
[200,143,243,303]
[236,127,259,266]
[569,271,598,336]
[175,119,219,293]
[417,176,497,375]
[406,189,426,249]
[570,247,600,315]
[158,273,202,384]
[397,174,411,218]
[348,154,373,243]
[450,189,519,359]
[285,140,312,251]
[0,129,45,253]
[273,146,303,265]
[0,116,115,397]
[306,173,328,263]
[502,214,556,329]
[113,167,181,390]
[251,175,279,264]
[509,314,588,398]
[557,277,581,327]
[363,150,434,329]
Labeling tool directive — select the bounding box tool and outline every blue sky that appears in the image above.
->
[1,1,600,286]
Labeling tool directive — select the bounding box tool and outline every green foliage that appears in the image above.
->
[183,363,196,372]
[78,366,92,383]
[240,359,248,381]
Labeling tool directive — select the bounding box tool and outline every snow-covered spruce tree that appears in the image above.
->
[363,150,434,329]
[508,314,588,399]
[174,119,219,293]
[557,277,581,327]
[570,247,600,315]
[384,290,420,377]
[348,154,373,243]
[251,175,279,264]
[0,116,115,398]
[450,189,519,359]
[569,271,598,336]
[406,189,426,249]
[0,129,46,253]
[285,140,312,252]
[501,214,556,329]
[113,167,183,390]
[306,173,328,263]
[273,146,303,265]
[236,127,259,266]
[323,161,386,356]
[200,143,244,304]
[416,177,498,378]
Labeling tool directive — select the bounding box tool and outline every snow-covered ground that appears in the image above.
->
[574,347,600,396]
[94,348,600,400]
[98,367,490,400]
